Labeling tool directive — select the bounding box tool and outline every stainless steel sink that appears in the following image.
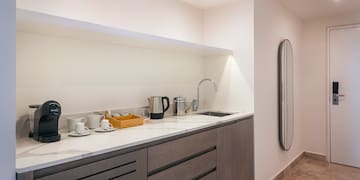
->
[196,111,233,117]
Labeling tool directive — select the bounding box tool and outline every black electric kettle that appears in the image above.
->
[148,96,170,119]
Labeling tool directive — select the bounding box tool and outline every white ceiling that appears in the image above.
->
[279,0,360,19]
[182,0,360,19]
[182,0,236,9]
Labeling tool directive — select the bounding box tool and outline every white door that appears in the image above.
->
[330,25,360,168]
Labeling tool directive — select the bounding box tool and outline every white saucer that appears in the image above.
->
[69,130,91,137]
[94,127,116,132]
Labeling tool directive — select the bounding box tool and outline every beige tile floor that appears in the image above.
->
[280,156,360,180]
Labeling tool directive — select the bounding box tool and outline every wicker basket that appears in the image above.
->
[105,113,144,128]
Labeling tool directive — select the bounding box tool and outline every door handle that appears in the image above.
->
[332,81,345,105]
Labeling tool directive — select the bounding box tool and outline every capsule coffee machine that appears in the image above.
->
[29,100,62,143]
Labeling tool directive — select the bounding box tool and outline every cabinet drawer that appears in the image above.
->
[148,129,216,172]
[36,149,146,180]
[148,149,216,180]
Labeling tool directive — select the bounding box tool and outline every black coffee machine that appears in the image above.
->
[29,100,62,143]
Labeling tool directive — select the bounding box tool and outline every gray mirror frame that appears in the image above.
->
[278,39,294,151]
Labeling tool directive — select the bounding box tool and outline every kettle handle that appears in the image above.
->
[29,104,41,109]
[162,97,170,113]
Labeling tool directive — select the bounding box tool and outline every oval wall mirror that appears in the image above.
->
[278,39,294,151]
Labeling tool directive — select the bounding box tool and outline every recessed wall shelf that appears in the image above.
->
[16,9,233,56]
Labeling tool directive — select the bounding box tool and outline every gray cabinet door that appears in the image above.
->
[217,118,254,180]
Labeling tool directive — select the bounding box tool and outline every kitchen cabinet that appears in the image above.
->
[17,117,254,180]
[147,118,254,180]
[217,118,254,180]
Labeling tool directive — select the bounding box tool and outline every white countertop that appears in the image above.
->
[16,112,253,173]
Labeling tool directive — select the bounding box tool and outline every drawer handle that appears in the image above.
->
[109,170,136,180]
[80,160,136,179]
[192,167,216,180]
[148,146,216,176]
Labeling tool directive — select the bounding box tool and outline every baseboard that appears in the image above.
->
[272,151,326,180]
[303,151,327,161]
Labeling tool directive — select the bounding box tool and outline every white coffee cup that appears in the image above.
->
[87,114,103,129]
[100,119,112,130]
[75,122,89,134]
[67,117,86,132]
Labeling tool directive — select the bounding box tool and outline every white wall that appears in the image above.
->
[302,13,360,155]
[203,0,254,113]
[254,0,304,179]
[0,0,16,179]
[16,32,206,128]
[16,0,204,44]
[16,31,205,113]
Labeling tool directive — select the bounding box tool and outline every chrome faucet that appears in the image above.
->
[192,78,218,112]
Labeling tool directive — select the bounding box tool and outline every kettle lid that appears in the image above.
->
[174,96,186,102]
